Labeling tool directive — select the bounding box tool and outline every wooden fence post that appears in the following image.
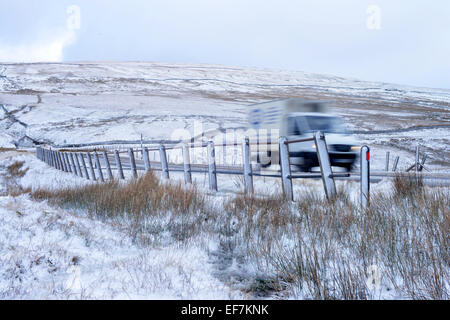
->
[182,143,192,184]
[415,146,420,173]
[360,146,370,209]
[419,153,427,172]
[93,151,104,182]
[86,152,96,181]
[79,153,90,180]
[54,151,60,170]
[143,147,151,173]
[102,151,113,180]
[54,151,58,169]
[279,136,293,201]
[58,152,64,171]
[314,131,336,200]
[69,153,78,176]
[385,151,390,172]
[55,152,61,170]
[207,141,218,191]
[57,152,63,170]
[242,137,253,194]
[74,153,83,178]
[114,151,125,180]
[128,148,137,179]
[64,153,72,173]
[59,152,67,172]
[52,151,56,168]
[159,145,169,180]
[392,156,399,172]
[61,152,68,172]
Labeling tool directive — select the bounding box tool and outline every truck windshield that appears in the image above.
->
[303,116,347,134]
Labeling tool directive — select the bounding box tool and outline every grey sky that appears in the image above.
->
[1,0,449,89]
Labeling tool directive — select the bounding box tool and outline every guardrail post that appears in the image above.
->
[385,151,390,172]
[159,145,169,180]
[392,156,399,172]
[279,136,293,201]
[74,153,83,178]
[314,131,336,200]
[182,144,192,184]
[128,148,137,179]
[70,153,79,176]
[242,137,253,194]
[79,153,90,180]
[114,151,125,180]
[143,147,151,173]
[102,151,113,180]
[207,141,218,191]
[93,151,104,182]
[360,146,370,209]
[86,152,96,181]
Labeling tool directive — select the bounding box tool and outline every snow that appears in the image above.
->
[0,195,242,299]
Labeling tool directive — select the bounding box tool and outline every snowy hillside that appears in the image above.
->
[0,62,449,169]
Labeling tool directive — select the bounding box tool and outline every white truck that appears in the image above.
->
[247,98,360,172]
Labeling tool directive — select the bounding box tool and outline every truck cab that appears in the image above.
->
[248,99,359,172]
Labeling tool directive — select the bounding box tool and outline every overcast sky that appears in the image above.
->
[0,0,449,89]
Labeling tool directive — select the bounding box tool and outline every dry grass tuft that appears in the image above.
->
[239,185,449,299]
[393,173,424,198]
[1,161,30,196]
[32,171,211,245]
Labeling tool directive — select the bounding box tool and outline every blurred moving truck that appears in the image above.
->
[248,99,360,172]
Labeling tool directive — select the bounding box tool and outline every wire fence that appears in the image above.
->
[36,132,450,208]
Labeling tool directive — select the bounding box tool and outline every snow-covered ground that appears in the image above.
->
[0,150,244,299]
[0,195,243,299]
